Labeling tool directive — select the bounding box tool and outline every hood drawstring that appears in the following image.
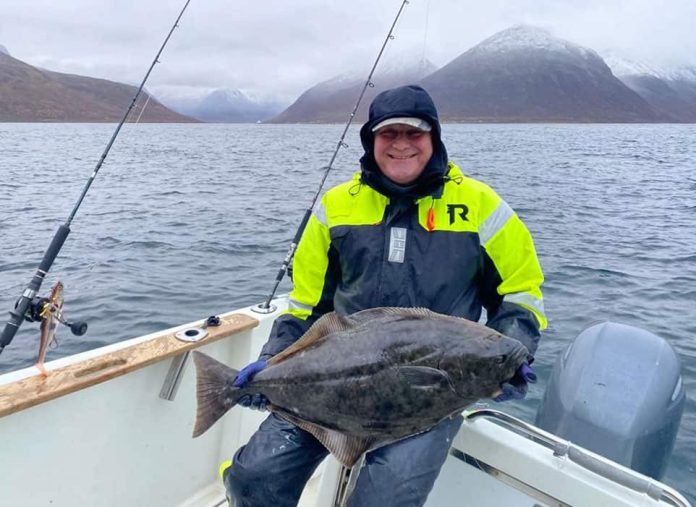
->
[443,173,463,185]
[349,180,363,196]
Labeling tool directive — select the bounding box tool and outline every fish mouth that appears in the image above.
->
[499,344,532,384]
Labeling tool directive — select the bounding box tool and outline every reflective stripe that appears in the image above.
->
[388,227,407,263]
[503,293,546,318]
[479,201,514,246]
[288,297,314,313]
[312,201,327,227]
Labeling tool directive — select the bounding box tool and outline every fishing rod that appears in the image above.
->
[256,0,411,312]
[0,0,194,356]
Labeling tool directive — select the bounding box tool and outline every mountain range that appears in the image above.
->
[154,87,285,123]
[274,26,696,123]
[3,26,696,123]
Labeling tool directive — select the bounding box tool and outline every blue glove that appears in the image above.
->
[233,359,269,411]
[495,363,537,402]
[232,359,267,387]
[237,393,269,411]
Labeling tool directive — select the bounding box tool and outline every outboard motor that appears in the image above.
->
[536,322,685,480]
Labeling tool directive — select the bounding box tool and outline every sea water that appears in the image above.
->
[1,122,695,501]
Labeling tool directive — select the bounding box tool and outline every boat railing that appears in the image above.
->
[0,311,259,417]
[464,409,691,507]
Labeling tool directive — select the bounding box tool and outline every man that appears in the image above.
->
[225,84,546,506]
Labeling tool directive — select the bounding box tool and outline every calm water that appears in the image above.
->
[1,123,695,500]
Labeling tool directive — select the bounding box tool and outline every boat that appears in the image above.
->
[1,2,691,503]
[0,294,690,506]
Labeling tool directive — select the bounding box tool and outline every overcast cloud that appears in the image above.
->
[1,0,695,103]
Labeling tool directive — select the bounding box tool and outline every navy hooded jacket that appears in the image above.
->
[261,85,546,362]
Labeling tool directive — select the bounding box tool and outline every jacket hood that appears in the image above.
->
[359,85,448,199]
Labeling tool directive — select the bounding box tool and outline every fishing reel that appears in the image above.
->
[17,287,88,336]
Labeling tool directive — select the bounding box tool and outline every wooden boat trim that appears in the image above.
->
[0,312,258,418]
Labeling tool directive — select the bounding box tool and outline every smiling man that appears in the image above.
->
[224,85,547,506]
[372,117,433,184]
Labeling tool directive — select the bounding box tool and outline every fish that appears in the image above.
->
[192,307,528,467]
[36,281,64,377]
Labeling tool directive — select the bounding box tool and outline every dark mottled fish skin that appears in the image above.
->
[193,307,528,466]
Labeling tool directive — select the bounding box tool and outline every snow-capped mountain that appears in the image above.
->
[602,52,696,121]
[665,65,696,83]
[468,24,598,61]
[602,52,662,78]
[420,25,660,122]
[154,87,286,123]
[271,54,438,123]
[603,51,696,82]
[192,89,285,123]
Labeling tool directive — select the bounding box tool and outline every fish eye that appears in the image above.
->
[497,354,507,364]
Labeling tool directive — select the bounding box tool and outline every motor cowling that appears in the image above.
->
[535,322,685,480]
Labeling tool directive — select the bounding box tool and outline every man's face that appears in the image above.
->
[373,125,433,185]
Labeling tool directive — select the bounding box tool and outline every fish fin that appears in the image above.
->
[347,307,499,335]
[346,307,439,325]
[192,351,240,438]
[268,312,354,365]
[399,366,451,389]
[276,411,376,468]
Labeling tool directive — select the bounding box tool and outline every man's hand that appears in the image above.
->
[237,393,269,411]
[232,359,267,387]
[495,363,537,402]
[233,359,269,411]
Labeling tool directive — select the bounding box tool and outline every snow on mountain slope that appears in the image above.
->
[152,86,285,123]
[271,54,437,123]
[469,25,599,62]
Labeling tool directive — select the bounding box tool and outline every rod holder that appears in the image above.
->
[159,351,190,401]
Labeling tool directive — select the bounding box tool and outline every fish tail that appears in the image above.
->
[192,351,242,438]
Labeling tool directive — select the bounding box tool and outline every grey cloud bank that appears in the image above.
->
[1,0,694,103]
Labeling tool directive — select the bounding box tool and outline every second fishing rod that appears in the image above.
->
[256,0,411,312]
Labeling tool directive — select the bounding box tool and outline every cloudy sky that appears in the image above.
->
[1,0,695,104]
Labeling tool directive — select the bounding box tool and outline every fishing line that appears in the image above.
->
[256,0,412,312]
[0,0,194,355]
[134,93,153,124]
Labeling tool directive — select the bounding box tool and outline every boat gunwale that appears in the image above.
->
[0,309,260,418]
